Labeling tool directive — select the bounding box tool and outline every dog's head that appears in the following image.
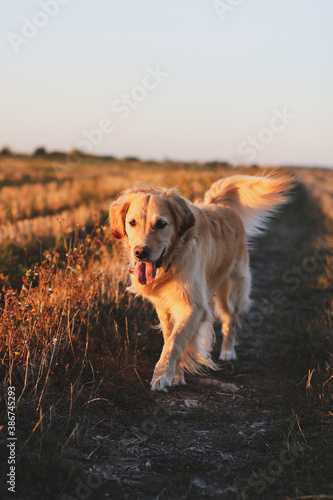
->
[109,187,195,285]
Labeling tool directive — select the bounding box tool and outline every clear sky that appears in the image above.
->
[1,0,332,167]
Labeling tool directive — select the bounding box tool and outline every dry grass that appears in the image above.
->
[0,155,332,499]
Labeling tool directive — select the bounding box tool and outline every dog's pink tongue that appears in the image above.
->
[134,262,156,285]
[134,262,146,285]
[145,262,156,285]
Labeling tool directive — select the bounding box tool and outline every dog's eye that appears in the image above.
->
[155,219,167,230]
[128,219,136,227]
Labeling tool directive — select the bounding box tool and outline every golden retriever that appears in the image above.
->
[110,173,292,391]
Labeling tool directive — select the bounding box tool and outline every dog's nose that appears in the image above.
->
[134,246,150,261]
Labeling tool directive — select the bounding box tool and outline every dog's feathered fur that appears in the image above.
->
[110,173,292,391]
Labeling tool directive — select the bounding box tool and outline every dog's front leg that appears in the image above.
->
[151,306,203,391]
[155,306,173,343]
[155,306,186,387]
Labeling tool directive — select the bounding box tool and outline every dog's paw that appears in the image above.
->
[151,358,176,391]
[150,374,173,392]
[219,349,237,361]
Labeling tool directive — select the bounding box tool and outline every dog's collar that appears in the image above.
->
[156,248,165,269]
[165,255,175,273]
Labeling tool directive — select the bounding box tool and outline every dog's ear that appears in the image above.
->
[109,195,130,240]
[167,192,195,237]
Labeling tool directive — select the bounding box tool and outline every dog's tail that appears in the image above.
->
[204,173,293,237]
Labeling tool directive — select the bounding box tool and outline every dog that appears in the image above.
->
[110,173,292,391]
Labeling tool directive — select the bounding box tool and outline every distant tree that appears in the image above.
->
[102,155,117,161]
[0,146,12,156]
[33,146,48,156]
[124,156,140,162]
[205,160,230,169]
[205,161,218,168]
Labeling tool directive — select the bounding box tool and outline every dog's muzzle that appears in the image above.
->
[131,248,165,286]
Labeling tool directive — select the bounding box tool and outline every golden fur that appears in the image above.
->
[110,173,292,391]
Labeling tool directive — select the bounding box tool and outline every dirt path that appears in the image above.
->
[67,179,333,500]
